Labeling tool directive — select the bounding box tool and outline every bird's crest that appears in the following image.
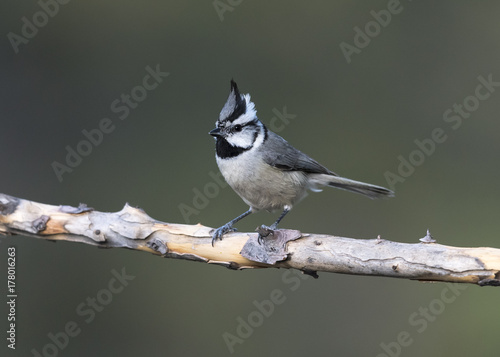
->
[217,80,257,127]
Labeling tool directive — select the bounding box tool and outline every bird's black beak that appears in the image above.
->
[209,127,222,137]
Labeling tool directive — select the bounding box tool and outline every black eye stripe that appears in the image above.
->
[233,119,258,130]
[216,119,260,134]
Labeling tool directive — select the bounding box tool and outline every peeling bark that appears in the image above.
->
[1,193,499,286]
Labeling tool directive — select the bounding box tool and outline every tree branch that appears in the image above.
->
[1,193,499,286]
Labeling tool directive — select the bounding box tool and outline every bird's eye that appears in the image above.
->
[234,124,242,132]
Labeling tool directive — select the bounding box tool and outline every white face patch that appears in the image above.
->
[225,129,254,148]
[225,121,264,149]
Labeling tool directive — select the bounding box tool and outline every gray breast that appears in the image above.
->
[217,151,309,211]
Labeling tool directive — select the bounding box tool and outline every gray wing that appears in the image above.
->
[261,130,337,176]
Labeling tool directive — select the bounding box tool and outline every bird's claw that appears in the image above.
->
[211,224,237,246]
[256,225,276,245]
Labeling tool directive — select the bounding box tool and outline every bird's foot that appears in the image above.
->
[256,224,277,245]
[211,223,238,246]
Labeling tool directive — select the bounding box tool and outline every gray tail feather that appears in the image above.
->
[311,175,394,199]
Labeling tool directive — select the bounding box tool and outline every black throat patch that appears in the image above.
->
[215,137,249,158]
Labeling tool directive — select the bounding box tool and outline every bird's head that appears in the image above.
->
[209,80,264,153]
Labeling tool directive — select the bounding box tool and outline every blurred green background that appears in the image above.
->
[1,1,500,356]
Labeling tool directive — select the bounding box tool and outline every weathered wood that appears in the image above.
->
[1,193,499,286]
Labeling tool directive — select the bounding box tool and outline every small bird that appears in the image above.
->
[209,80,393,246]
